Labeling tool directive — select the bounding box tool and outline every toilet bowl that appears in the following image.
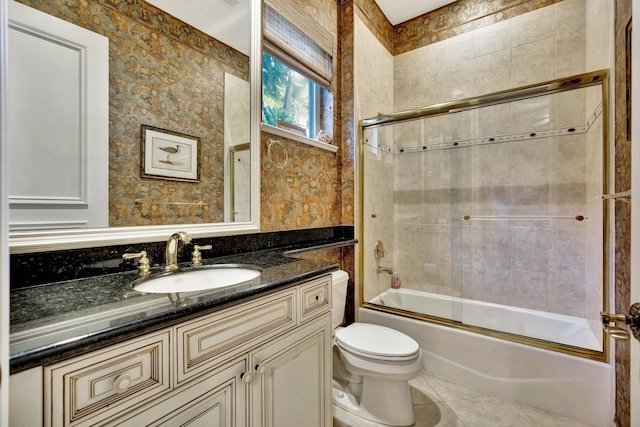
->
[331,270,423,426]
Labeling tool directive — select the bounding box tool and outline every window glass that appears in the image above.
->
[262,52,316,137]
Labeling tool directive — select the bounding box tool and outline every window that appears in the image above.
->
[262,52,318,138]
[261,0,332,140]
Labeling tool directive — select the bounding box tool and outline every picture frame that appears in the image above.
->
[141,125,200,183]
[276,120,307,137]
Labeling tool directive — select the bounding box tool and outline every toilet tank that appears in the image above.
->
[331,270,349,328]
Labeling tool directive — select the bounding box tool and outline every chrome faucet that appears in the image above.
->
[164,231,192,271]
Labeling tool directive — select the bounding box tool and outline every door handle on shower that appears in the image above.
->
[601,312,629,324]
[601,323,630,341]
[601,302,640,341]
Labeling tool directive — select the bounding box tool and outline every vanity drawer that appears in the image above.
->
[298,275,331,323]
[176,287,296,384]
[44,330,171,427]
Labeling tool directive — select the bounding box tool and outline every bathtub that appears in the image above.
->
[362,289,613,427]
[370,288,602,351]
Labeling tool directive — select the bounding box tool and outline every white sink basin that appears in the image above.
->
[132,265,262,294]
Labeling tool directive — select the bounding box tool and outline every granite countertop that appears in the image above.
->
[10,242,353,373]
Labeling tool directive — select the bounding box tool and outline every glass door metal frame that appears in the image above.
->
[357,69,612,362]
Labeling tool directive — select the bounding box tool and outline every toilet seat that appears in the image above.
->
[335,323,420,361]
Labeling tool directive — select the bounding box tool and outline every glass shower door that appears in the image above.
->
[360,72,609,355]
[448,86,605,351]
[362,121,459,322]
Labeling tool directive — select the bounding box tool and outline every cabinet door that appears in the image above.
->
[10,367,43,426]
[176,287,296,386]
[110,358,249,427]
[250,315,331,427]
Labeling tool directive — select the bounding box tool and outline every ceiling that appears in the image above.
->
[373,0,457,25]
[144,0,458,56]
[146,0,250,55]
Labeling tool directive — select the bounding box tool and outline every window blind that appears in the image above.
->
[263,0,333,88]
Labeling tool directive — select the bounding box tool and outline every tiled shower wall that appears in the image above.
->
[393,0,588,111]
[358,0,614,325]
[353,14,395,302]
[389,95,603,321]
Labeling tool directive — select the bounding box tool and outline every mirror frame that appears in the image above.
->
[9,0,262,254]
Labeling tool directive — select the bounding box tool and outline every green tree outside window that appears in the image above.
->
[262,53,315,136]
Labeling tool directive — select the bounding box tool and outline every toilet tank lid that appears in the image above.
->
[335,323,420,358]
[331,270,349,284]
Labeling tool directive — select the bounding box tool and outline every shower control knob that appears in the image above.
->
[374,240,387,261]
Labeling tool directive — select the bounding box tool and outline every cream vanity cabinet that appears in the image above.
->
[10,275,333,427]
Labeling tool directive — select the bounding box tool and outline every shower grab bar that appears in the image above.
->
[462,215,586,221]
[601,190,631,202]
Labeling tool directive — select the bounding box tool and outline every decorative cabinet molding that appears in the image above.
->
[106,358,248,427]
[44,331,171,427]
[176,288,296,385]
[11,274,333,427]
[251,316,331,427]
[298,275,331,323]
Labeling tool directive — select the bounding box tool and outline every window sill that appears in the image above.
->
[261,123,338,153]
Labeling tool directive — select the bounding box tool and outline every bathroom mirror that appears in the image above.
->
[7,0,262,253]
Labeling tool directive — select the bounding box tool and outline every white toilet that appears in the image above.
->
[331,270,423,426]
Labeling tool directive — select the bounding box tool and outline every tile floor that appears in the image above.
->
[333,370,594,427]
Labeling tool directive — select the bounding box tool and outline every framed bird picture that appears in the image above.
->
[140,125,201,182]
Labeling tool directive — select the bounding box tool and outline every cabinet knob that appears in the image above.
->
[112,374,133,393]
[240,372,252,385]
[255,364,266,375]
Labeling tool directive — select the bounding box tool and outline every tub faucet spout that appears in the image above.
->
[377,266,393,274]
[165,231,192,271]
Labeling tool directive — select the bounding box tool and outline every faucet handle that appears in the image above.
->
[191,245,212,266]
[123,251,151,276]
